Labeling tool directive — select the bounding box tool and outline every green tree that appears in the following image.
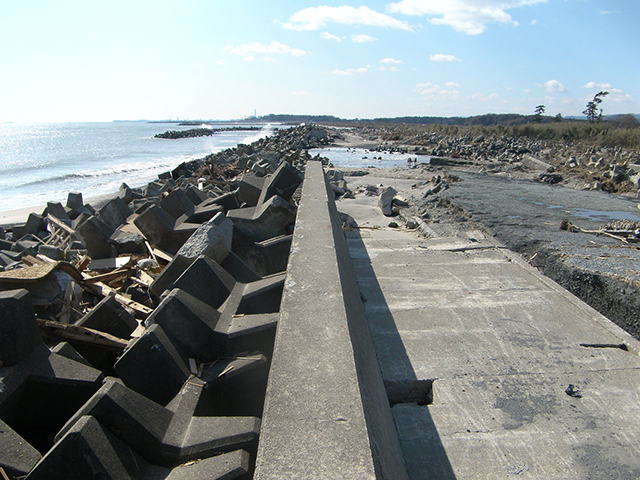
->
[534,105,545,123]
[583,91,609,122]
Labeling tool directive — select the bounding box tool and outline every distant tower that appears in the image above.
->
[254,109,257,118]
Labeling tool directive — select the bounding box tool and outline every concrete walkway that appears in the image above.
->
[337,174,640,480]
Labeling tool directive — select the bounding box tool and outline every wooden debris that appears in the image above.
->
[44,214,75,250]
[75,255,92,272]
[150,247,173,263]
[83,268,135,284]
[37,318,129,351]
[560,219,634,244]
[22,255,46,266]
[86,282,153,319]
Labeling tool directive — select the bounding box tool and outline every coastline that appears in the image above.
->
[0,192,116,227]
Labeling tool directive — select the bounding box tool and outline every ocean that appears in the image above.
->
[0,121,277,212]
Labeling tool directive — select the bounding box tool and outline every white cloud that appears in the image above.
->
[387,0,547,35]
[430,53,461,62]
[445,81,461,88]
[583,81,612,90]
[351,34,377,43]
[292,91,311,96]
[540,79,567,93]
[216,59,225,66]
[379,57,403,64]
[283,6,412,31]
[321,32,342,41]
[608,88,634,104]
[416,82,441,95]
[224,41,310,57]
[530,19,538,25]
[332,66,369,76]
[379,66,400,72]
[472,92,499,100]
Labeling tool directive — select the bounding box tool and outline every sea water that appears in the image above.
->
[0,122,277,211]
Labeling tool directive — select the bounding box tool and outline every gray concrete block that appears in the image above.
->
[184,185,208,205]
[133,205,175,246]
[75,294,137,339]
[144,289,224,361]
[37,244,64,261]
[176,217,229,263]
[99,197,132,230]
[26,415,148,479]
[257,161,303,206]
[172,256,235,309]
[44,201,70,221]
[149,254,196,301]
[12,213,45,239]
[0,417,42,478]
[220,252,262,283]
[114,324,190,405]
[0,290,42,367]
[161,189,195,220]
[110,229,146,254]
[227,195,296,243]
[50,342,92,367]
[56,377,259,468]
[119,182,143,204]
[232,233,292,277]
[208,190,241,212]
[75,215,114,259]
[66,192,84,211]
[183,202,224,224]
[379,186,397,217]
[237,174,265,207]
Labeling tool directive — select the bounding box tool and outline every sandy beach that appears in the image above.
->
[0,192,116,227]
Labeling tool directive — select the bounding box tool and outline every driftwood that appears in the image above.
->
[37,318,129,351]
[560,219,640,245]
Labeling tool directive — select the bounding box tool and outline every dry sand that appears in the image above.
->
[0,192,116,227]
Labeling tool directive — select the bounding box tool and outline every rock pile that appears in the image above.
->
[336,125,640,194]
[0,126,311,479]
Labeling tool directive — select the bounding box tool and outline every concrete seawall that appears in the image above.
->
[254,160,408,479]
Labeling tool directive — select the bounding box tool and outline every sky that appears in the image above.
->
[0,0,638,122]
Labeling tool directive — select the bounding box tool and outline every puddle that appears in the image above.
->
[518,197,640,222]
[572,208,640,222]
[310,147,428,169]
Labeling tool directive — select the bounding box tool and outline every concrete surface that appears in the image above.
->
[337,173,640,480]
[254,161,408,480]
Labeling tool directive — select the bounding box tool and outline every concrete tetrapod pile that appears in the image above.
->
[0,149,304,478]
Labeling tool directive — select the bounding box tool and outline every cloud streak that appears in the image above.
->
[332,66,369,76]
[540,79,567,93]
[387,0,547,35]
[224,41,310,58]
[283,6,412,31]
[430,53,461,62]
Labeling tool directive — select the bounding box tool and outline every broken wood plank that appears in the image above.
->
[83,268,135,284]
[37,318,129,351]
[75,255,91,272]
[21,255,46,266]
[151,247,173,263]
[87,282,153,318]
[135,269,154,286]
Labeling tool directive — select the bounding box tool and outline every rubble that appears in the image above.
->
[0,124,320,478]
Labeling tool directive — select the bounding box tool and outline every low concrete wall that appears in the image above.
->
[254,161,408,479]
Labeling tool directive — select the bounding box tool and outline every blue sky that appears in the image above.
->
[0,0,637,122]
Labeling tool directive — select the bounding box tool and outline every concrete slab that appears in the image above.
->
[337,173,640,479]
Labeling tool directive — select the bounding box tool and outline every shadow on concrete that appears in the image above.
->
[345,228,457,480]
